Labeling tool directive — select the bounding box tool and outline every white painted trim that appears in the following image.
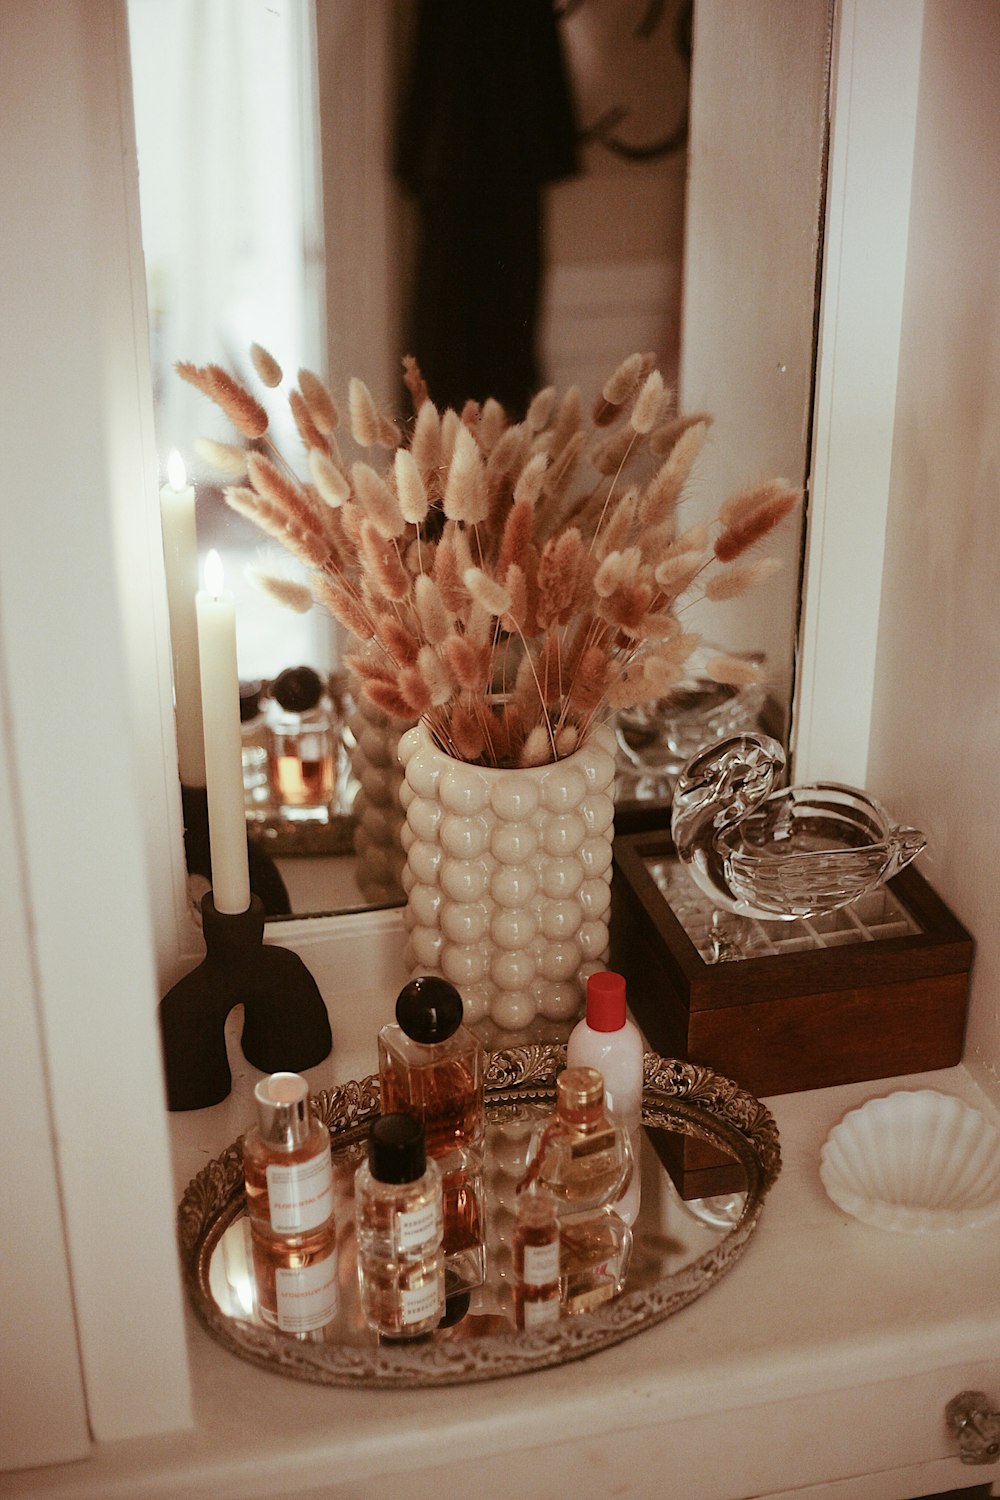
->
[0,0,192,1449]
[791,0,926,784]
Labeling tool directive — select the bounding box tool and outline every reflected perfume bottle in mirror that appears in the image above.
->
[265,665,338,821]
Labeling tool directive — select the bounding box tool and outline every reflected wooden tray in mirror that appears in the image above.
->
[177,1046,780,1388]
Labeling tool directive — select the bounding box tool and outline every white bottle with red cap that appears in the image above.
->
[567,971,644,1225]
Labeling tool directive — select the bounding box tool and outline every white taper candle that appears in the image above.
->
[196,550,250,913]
[160,450,206,786]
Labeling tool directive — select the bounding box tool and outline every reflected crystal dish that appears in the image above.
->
[819,1090,1000,1232]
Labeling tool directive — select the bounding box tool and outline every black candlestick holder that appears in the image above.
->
[158,892,333,1111]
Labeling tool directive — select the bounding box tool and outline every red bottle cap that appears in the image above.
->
[585,971,626,1032]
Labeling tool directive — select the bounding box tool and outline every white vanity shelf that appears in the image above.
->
[10,908,1000,1500]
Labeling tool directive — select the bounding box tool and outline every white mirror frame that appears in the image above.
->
[0,0,926,1461]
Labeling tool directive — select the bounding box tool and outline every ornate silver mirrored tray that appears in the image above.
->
[178,1045,781,1387]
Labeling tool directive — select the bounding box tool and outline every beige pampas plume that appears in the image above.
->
[297,369,339,434]
[176,362,269,439]
[248,569,314,614]
[309,448,350,507]
[630,369,666,435]
[193,436,247,477]
[704,557,783,601]
[250,343,283,388]
[394,448,429,525]
[704,653,767,687]
[348,377,380,447]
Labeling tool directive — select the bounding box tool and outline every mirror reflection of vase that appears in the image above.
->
[398,722,618,1042]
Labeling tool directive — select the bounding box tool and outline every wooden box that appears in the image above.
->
[610,831,974,1198]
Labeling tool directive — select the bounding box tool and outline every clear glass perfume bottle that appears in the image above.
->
[242,1072,335,1245]
[266,665,336,820]
[248,1221,339,1336]
[520,1066,634,1217]
[354,1112,446,1338]
[378,977,485,1162]
[567,971,645,1226]
[240,678,270,818]
[559,1207,633,1316]
[512,1192,561,1330]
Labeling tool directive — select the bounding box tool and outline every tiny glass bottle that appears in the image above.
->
[520,1066,633,1217]
[567,970,644,1226]
[559,1207,633,1316]
[242,1072,335,1246]
[249,1223,340,1337]
[378,977,485,1162]
[240,678,270,818]
[512,1192,561,1330]
[354,1112,446,1338]
[266,665,336,820]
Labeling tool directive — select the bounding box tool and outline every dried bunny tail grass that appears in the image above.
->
[379,615,420,666]
[593,352,648,424]
[416,645,454,706]
[637,419,709,526]
[704,654,767,688]
[717,479,796,529]
[497,498,536,582]
[247,570,314,614]
[479,398,508,453]
[289,389,330,454]
[348,377,380,447]
[409,399,442,482]
[599,579,655,635]
[449,699,487,761]
[591,423,639,478]
[513,451,549,507]
[594,546,641,598]
[176,361,269,439]
[554,723,580,757]
[358,520,410,599]
[713,487,800,562]
[402,354,429,411]
[432,528,469,614]
[439,408,462,469]
[464,566,512,618]
[443,423,488,524]
[309,448,350,507]
[548,384,582,455]
[250,343,283,388]
[297,369,339,433]
[394,448,429,525]
[536,528,585,628]
[630,369,666,435]
[364,678,419,721]
[312,574,375,640]
[519,722,554,767]
[245,452,319,536]
[649,411,713,458]
[526,385,556,433]
[414,573,454,643]
[377,412,402,449]
[653,548,707,595]
[594,489,637,559]
[399,668,432,716]
[443,633,490,692]
[193,436,247,477]
[351,460,405,538]
[460,399,480,434]
[565,644,611,715]
[541,428,585,504]
[703,556,783,601]
[501,562,529,632]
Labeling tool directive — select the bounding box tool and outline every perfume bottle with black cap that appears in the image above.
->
[266,665,336,819]
[354,1112,445,1337]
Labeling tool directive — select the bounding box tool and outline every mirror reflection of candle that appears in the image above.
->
[160,449,206,786]
[196,550,251,914]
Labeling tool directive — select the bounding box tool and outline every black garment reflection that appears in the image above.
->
[395,0,579,419]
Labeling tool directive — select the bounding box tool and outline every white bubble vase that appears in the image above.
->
[398,720,618,1042]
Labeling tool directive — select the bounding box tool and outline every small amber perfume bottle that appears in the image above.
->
[354,1113,446,1338]
[520,1066,633,1217]
[559,1207,633,1316]
[249,1223,339,1336]
[378,977,485,1162]
[265,665,336,819]
[512,1192,561,1330]
[242,1072,335,1246]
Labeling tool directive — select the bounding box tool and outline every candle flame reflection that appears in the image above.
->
[166,448,187,490]
[204,548,225,597]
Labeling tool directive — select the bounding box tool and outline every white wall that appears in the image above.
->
[867,0,1000,1090]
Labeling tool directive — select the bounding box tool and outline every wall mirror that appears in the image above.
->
[128,0,832,921]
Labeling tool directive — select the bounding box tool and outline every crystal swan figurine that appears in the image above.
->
[670,732,927,920]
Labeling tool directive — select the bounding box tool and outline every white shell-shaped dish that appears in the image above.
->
[819,1090,1000,1232]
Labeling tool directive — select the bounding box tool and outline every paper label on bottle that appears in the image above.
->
[396,1201,440,1254]
[521,1296,560,1328]
[400,1275,443,1326]
[522,1240,560,1286]
[266,1149,334,1234]
[274,1246,339,1333]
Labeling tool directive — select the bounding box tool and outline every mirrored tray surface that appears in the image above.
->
[178,1046,780,1387]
